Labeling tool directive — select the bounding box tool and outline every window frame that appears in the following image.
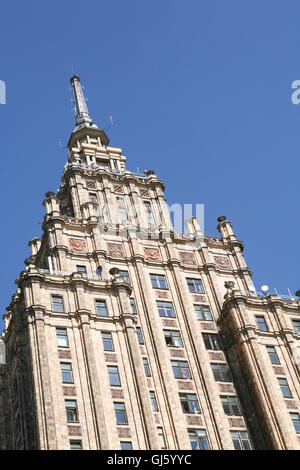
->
[277,377,293,398]
[211,363,232,382]
[163,329,183,348]
[143,357,151,377]
[255,315,269,332]
[70,440,82,450]
[290,413,300,433]
[194,304,212,321]
[51,295,64,313]
[150,274,168,290]
[56,328,69,348]
[292,320,300,335]
[60,362,74,384]
[150,391,159,412]
[202,333,221,351]
[171,360,191,379]
[101,331,114,352]
[179,393,201,414]
[188,429,210,450]
[95,299,108,317]
[266,346,280,364]
[230,431,252,450]
[220,395,242,416]
[65,399,79,423]
[157,301,176,318]
[186,278,205,294]
[114,402,128,425]
[107,365,121,387]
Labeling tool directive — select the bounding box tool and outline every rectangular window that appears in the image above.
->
[143,358,151,377]
[102,332,114,351]
[221,396,242,416]
[119,270,130,284]
[255,316,268,332]
[211,363,231,382]
[266,346,280,364]
[150,274,168,289]
[130,298,137,314]
[292,320,300,335]
[188,429,210,450]
[187,278,205,294]
[117,197,127,222]
[144,201,155,225]
[70,440,82,450]
[136,327,144,344]
[179,393,201,414]
[158,427,167,449]
[96,300,108,317]
[150,391,158,412]
[171,360,191,379]
[52,295,64,313]
[290,413,300,433]
[194,304,212,321]
[65,400,78,423]
[120,441,133,450]
[230,431,252,450]
[76,265,87,275]
[157,301,175,318]
[163,330,183,348]
[108,366,121,386]
[60,363,74,384]
[56,328,69,348]
[202,333,221,350]
[114,402,128,425]
[278,378,293,398]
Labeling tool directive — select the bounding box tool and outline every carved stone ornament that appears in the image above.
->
[68,238,87,252]
[113,184,124,194]
[214,256,231,270]
[144,247,161,261]
[107,242,125,257]
[179,251,196,265]
[86,179,96,189]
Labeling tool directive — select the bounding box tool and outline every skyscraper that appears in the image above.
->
[0,76,299,450]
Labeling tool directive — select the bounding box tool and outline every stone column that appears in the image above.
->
[112,277,160,449]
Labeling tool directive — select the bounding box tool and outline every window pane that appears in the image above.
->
[120,442,132,450]
[108,366,121,386]
[56,328,69,347]
[70,440,82,450]
[292,320,300,335]
[52,296,64,313]
[256,316,268,332]
[96,300,108,317]
[102,332,114,351]
[60,363,73,383]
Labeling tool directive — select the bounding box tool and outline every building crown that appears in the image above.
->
[70,75,98,132]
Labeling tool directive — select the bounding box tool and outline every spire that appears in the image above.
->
[70,75,98,132]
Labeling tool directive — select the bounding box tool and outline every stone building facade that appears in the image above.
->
[0,76,299,450]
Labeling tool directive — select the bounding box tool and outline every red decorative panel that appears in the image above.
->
[58,349,71,359]
[105,353,118,363]
[218,383,235,394]
[273,366,285,375]
[68,426,81,436]
[228,418,244,428]
[214,256,231,270]
[162,319,177,328]
[118,428,131,438]
[178,381,194,390]
[86,180,96,189]
[107,242,125,258]
[68,238,87,252]
[156,291,169,299]
[140,189,150,198]
[178,251,196,265]
[63,386,77,396]
[186,415,203,426]
[113,184,124,194]
[194,295,207,303]
[144,247,161,261]
[200,322,217,332]
[111,389,124,399]
[170,349,185,358]
[285,400,297,409]
[208,351,225,361]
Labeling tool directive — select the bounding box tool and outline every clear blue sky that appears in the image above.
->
[1,1,300,330]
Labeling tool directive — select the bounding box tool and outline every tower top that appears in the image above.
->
[70,75,98,132]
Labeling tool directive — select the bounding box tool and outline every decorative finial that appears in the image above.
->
[70,75,98,132]
[217,216,227,223]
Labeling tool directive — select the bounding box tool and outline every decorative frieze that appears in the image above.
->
[107,242,125,258]
[111,389,124,399]
[156,291,169,299]
[178,251,196,265]
[118,428,131,438]
[144,247,161,262]
[213,256,231,270]
[170,349,185,358]
[208,351,225,361]
[113,184,124,194]
[68,426,81,436]
[105,353,118,363]
[218,383,235,394]
[86,179,96,189]
[228,417,244,428]
[162,319,177,328]
[178,381,194,390]
[63,386,76,396]
[68,238,87,252]
[186,415,203,426]
[194,295,207,303]
[58,350,71,359]
[200,322,217,332]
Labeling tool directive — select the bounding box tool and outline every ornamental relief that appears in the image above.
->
[178,251,196,265]
[213,256,231,270]
[144,247,161,261]
[68,238,87,252]
[107,242,125,258]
